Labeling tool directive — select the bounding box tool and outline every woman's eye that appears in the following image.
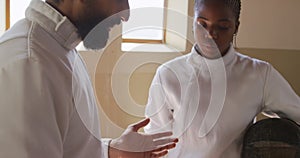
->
[218,26,229,30]
[218,22,231,30]
[197,21,207,28]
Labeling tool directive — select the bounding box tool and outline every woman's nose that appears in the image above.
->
[207,28,218,39]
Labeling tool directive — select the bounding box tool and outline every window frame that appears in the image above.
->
[122,0,168,44]
[5,0,10,30]
[5,0,167,44]
[5,0,192,53]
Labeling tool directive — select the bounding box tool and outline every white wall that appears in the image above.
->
[0,0,6,35]
[237,0,300,50]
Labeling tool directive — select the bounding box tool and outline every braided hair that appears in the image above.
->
[194,0,241,22]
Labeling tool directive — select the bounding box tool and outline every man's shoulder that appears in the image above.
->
[0,19,33,68]
[0,19,31,45]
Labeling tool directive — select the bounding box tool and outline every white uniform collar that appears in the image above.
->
[187,44,236,70]
[25,0,81,50]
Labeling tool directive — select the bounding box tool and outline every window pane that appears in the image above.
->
[122,0,164,40]
[10,0,31,27]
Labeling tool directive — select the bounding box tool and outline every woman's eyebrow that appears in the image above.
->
[197,16,208,20]
[218,18,232,22]
[197,16,232,22]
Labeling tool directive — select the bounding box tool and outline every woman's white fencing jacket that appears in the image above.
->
[145,45,300,158]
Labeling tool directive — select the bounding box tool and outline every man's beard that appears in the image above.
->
[77,15,121,50]
[82,23,110,50]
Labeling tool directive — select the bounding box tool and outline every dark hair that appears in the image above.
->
[194,0,241,22]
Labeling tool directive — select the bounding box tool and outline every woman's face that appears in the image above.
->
[194,1,239,58]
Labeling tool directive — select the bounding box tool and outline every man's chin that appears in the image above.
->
[82,27,109,51]
[82,38,108,51]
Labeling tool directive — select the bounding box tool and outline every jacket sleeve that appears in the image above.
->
[262,64,300,123]
[144,67,174,134]
[0,58,110,158]
[0,58,73,158]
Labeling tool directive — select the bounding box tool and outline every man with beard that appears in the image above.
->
[0,0,178,157]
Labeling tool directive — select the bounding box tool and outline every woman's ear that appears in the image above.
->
[234,21,240,34]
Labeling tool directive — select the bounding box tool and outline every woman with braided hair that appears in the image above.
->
[144,0,300,157]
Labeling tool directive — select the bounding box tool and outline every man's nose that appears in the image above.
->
[120,9,130,22]
[120,1,130,22]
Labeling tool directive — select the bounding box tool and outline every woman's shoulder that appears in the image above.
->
[159,53,190,68]
[155,53,193,78]
[234,51,271,68]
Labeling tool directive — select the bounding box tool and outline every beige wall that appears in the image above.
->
[79,0,300,138]
[238,48,300,95]
[237,0,300,50]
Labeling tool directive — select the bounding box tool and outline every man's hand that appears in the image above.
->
[109,118,178,158]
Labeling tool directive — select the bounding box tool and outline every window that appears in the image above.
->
[122,0,166,43]
[1,0,31,32]
[0,0,9,35]
[121,0,191,52]
[3,0,191,53]
[9,0,31,27]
